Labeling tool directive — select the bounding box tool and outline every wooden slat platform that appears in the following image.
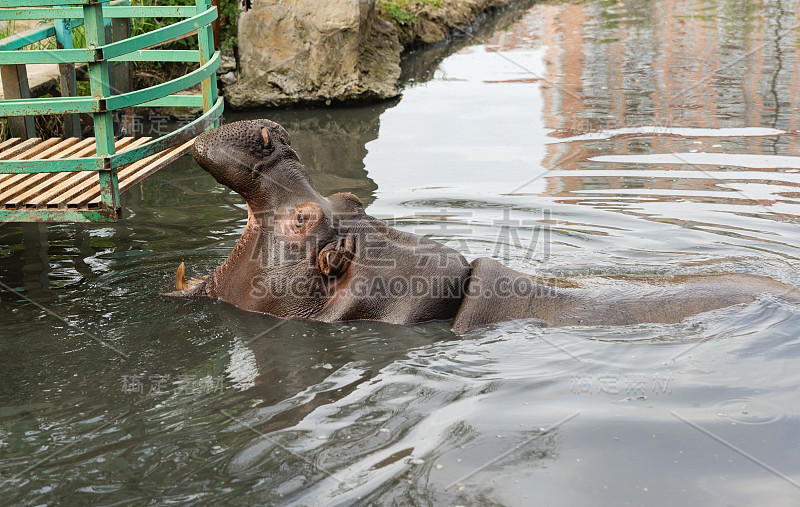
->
[0,136,194,213]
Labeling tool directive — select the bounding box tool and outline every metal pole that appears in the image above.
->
[84,1,119,212]
[196,0,219,126]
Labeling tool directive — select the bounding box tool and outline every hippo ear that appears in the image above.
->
[318,247,353,278]
[328,192,363,211]
[261,126,270,146]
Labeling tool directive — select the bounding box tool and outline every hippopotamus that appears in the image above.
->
[167,119,800,333]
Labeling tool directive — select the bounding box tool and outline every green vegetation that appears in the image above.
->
[378,0,443,26]
[0,1,242,139]
[216,0,239,51]
[68,0,239,51]
[130,0,195,51]
[0,21,56,50]
[70,0,239,92]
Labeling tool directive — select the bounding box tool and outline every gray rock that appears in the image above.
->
[219,71,237,86]
[227,0,401,109]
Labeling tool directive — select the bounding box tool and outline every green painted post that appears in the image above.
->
[83,0,119,212]
[0,0,222,223]
[195,0,218,126]
[54,14,82,138]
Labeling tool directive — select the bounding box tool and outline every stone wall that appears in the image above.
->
[226,0,401,109]
[379,0,519,47]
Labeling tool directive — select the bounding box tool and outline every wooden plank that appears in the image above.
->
[6,137,130,208]
[54,137,149,208]
[0,138,87,186]
[0,137,22,152]
[21,173,92,208]
[78,139,185,206]
[1,138,92,205]
[43,137,148,207]
[0,64,35,138]
[72,137,102,157]
[105,139,193,199]
[8,169,77,207]
[1,134,195,212]
[0,138,41,160]
[0,137,65,185]
[30,137,139,208]
[11,137,64,159]
[26,137,81,159]
[119,140,194,192]
[51,137,97,158]
[0,138,70,199]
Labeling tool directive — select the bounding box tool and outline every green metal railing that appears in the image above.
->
[0,0,223,222]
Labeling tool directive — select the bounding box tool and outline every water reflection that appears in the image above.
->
[364,0,800,276]
[225,104,396,208]
[219,325,565,505]
[399,0,539,84]
[521,0,800,233]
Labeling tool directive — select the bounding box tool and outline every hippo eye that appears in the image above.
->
[294,212,304,227]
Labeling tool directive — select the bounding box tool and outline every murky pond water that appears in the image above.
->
[3,0,800,504]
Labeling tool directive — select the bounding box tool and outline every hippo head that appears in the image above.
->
[193,119,311,211]
[190,119,471,324]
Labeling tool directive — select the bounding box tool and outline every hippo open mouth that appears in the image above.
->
[186,119,472,324]
[168,119,800,333]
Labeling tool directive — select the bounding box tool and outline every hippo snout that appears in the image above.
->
[192,128,210,159]
[191,120,321,211]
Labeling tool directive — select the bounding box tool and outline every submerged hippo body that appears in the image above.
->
[170,119,800,333]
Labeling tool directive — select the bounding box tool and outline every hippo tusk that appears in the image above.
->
[174,262,206,291]
[175,262,189,290]
[160,262,205,297]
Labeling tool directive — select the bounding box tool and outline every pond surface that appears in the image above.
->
[3,0,800,504]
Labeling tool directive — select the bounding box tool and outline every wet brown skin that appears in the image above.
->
[181,119,471,325]
[169,119,800,333]
[452,257,800,333]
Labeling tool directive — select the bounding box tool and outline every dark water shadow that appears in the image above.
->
[223,101,400,209]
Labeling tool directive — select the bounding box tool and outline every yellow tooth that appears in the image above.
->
[175,262,189,290]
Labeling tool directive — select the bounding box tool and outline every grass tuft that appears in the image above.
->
[378,0,443,26]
